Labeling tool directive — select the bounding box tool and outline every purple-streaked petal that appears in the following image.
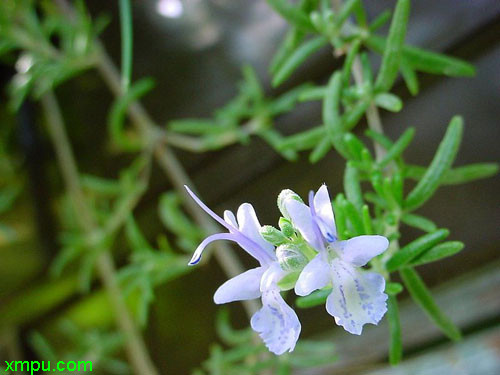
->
[214,267,265,304]
[250,289,301,355]
[313,185,337,242]
[236,203,275,257]
[325,259,387,335]
[188,233,236,265]
[286,199,322,249]
[295,254,330,296]
[335,235,389,267]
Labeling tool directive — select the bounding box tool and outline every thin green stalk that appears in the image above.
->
[119,0,133,91]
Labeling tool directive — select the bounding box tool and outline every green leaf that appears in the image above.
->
[296,288,331,308]
[278,271,301,291]
[333,194,348,240]
[298,86,326,102]
[323,72,349,157]
[108,77,154,151]
[365,128,394,150]
[125,216,151,252]
[374,0,410,92]
[378,127,415,167]
[386,229,450,272]
[401,213,437,232]
[369,9,392,32]
[360,52,374,84]
[374,93,403,112]
[168,119,225,134]
[341,199,364,236]
[259,129,298,161]
[270,83,313,115]
[387,295,402,365]
[352,0,368,27]
[391,171,404,206]
[400,58,419,95]
[335,0,360,29]
[272,36,328,87]
[408,241,464,267]
[260,225,289,246]
[80,174,121,196]
[266,0,314,30]
[270,28,306,75]
[344,162,364,210]
[400,267,461,340]
[279,126,324,151]
[385,282,403,296]
[405,162,499,185]
[342,39,362,86]
[404,116,463,210]
[241,64,263,98]
[309,136,331,163]
[361,205,373,234]
[342,99,369,131]
[366,35,476,77]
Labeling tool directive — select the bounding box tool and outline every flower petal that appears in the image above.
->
[335,235,389,267]
[236,203,275,257]
[214,267,265,304]
[188,233,236,265]
[223,210,238,227]
[251,289,301,355]
[260,262,285,292]
[313,185,337,242]
[325,259,387,335]
[285,199,321,249]
[295,254,330,296]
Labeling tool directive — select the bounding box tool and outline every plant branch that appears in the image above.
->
[41,91,159,375]
[93,36,260,317]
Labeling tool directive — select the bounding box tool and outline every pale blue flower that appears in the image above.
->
[284,185,389,335]
[185,186,301,355]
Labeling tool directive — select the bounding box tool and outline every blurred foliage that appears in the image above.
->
[31,321,130,374]
[0,0,497,373]
[192,309,337,375]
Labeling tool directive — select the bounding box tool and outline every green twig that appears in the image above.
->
[119,0,133,91]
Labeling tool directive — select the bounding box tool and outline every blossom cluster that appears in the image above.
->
[186,184,389,355]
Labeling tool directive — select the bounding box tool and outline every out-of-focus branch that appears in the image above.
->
[41,91,159,375]
[55,0,259,319]
[95,43,260,317]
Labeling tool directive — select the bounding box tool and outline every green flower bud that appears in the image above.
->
[310,11,323,32]
[279,217,295,238]
[260,225,288,246]
[277,189,303,219]
[276,243,308,272]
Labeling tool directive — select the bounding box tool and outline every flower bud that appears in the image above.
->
[279,217,295,238]
[260,225,288,246]
[276,243,308,272]
[277,189,303,219]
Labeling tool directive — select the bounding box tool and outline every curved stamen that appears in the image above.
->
[185,185,275,264]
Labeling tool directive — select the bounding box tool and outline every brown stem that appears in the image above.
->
[41,91,159,375]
